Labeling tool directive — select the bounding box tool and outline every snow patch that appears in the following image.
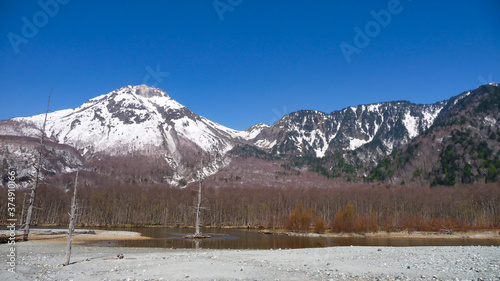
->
[349,138,368,150]
[402,111,419,139]
[422,109,441,128]
[254,139,276,149]
[367,104,381,112]
[238,123,269,140]
[484,116,496,126]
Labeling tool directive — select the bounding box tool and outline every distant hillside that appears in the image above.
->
[367,84,500,186]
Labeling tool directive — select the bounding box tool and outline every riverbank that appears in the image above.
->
[1,236,499,280]
[2,228,151,243]
[0,228,500,243]
[264,229,500,240]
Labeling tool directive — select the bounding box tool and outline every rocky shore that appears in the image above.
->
[1,229,499,280]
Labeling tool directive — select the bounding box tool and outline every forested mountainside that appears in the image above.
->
[229,83,500,186]
[366,84,500,186]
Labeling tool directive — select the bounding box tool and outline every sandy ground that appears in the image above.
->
[16,229,152,242]
[1,229,499,281]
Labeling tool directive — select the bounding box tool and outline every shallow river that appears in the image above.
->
[85,227,500,249]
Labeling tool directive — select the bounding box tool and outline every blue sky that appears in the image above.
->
[1,1,499,130]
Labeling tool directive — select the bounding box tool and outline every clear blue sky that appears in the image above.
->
[1,1,499,130]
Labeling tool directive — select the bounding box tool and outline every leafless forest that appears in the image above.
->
[1,183,499,233]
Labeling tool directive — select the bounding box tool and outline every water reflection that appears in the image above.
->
[85,227,500,249]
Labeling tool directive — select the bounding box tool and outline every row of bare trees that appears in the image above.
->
[1,183,499,232]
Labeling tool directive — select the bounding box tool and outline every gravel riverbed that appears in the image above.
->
[2,239,499,281]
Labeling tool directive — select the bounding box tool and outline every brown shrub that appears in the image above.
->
[314,216,326,233]
[286,202,313,232]
[332,202,356,233]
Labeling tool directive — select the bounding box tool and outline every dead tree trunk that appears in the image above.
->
[64,170,78,266]
[19,193,27,228]
[195,177,202,236]
[183,157,210,239]
[23,91,51,241]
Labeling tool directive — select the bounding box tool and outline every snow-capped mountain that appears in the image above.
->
[0,85,248,184]
[248,100,447,158]
[13,85,242,156]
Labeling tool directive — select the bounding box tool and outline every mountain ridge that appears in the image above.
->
[1,83,499,187]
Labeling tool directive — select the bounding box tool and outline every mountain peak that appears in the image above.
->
[86,84,169,104]
[115,84,168,98]
[133,84,168,98]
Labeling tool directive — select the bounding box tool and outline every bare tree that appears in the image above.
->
[194,174,202,236]
[64,170,79,266]
[184,158,210,239]
[23,91,51,241]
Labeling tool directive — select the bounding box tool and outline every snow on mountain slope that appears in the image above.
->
[0,85,452,163]
[10,85,243,158]
[248,101,446,157]
[0,85,250,183]
[1,84,486,186]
